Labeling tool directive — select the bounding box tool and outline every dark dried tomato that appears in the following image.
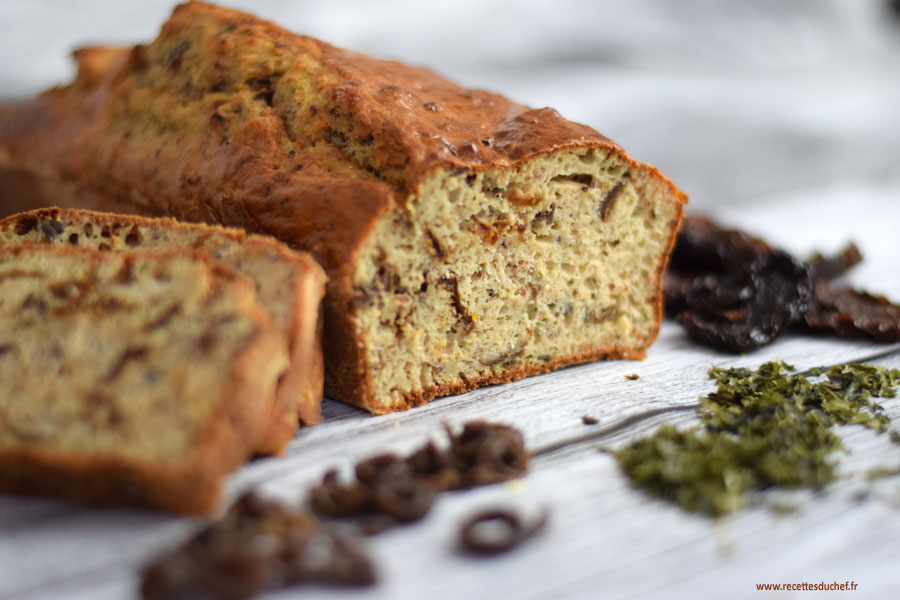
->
[668,216,770,275]
[804,281,900,341]
[807,243,863,281]
[661,272,694,315]
[675,250,813,353]
[663,216,900,352]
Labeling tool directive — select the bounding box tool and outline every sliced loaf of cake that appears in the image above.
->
[0,207,327,440]
[0,244,288,513]
[0,1,686,413]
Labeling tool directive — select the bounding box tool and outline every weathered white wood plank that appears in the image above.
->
[2,340,899,600]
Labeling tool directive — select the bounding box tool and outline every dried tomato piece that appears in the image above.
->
[807,243,863,281]
[665,216,900,352]
[661,271,695,315]
[805,281,900,341]
[674,248,812,353]
[668,216,771,275]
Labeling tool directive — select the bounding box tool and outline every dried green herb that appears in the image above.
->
[616,360,900,516]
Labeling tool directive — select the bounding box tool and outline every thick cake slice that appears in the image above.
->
[0,244,288,513]
[0,207,327,437]
[0,1,686,413]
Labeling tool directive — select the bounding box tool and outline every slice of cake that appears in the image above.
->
[0,207,327,438]
[0,244,288,513]
[0,1,687,413]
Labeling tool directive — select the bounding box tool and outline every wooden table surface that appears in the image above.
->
[0,196,898,600]
[2,2,900,599]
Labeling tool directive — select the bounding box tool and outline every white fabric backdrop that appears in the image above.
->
[1,0,899,210]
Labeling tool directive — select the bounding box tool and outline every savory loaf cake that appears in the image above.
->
[0,1,687,413]
[0,207,327,433]
[0,244,288,513]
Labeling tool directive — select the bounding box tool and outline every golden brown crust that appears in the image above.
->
[276,243,326,426]
[0,243,286,513]
[0,447,225,514]
[0,1,686,413]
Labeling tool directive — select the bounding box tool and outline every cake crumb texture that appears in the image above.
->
[0,207,327,433]
[0,244,288,513]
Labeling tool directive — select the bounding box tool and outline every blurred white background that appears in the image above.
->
[1,0,899,210]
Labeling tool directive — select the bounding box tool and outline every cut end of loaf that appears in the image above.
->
[348,147,684,412]
[0,207,327,433]
[0,245,288,513]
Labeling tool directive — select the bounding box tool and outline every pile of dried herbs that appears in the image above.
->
[616,361,900,516]
[665,216,900,352]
